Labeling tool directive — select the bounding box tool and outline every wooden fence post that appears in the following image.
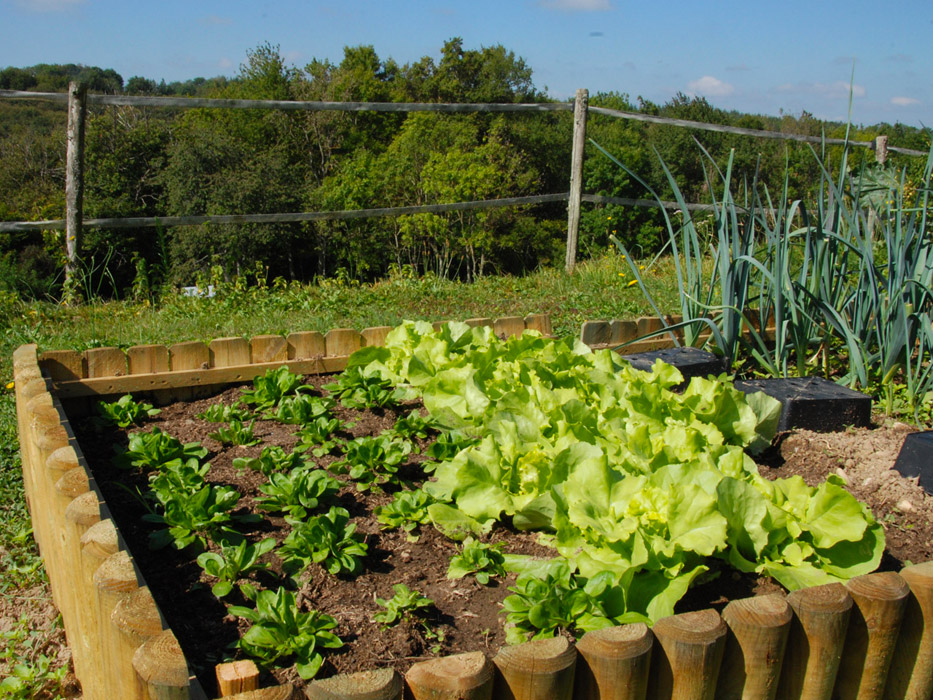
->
[65,81,87,304]
[565,88,588,274]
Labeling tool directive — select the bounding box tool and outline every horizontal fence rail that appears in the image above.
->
[0,194,571,233]
[3,88,923,156]
[13,316,933,700]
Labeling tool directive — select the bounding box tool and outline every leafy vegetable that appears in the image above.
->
[240,366,310,411]
[208,419,260,446]
[447,538,507,584]
[256,468,342,519]
[331,434,413,491]
[196,538,276,598]
[374,584,434,627]
[96,394,160,428]
[294,416,347,457]
[323,366,403,409]
[196,402,250,423]
[229,587,342,679]
[113,428,207,471]
[232,445,305,475]
[267,393,335,425]
[143,483,244,551]
[279,506,368,577]
[374,489,434,541]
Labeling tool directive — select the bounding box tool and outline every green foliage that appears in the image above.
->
[323,365,402,409]
[240,366,310,411]
[208,418,260,446]
[113,427,208,470]
[143,483,243,551]
[294,416,347,457]
[279,506,368,577]
[256,468,342,519]
[232,445,305,475]
[228,587,343,679]
[331,434,413,491]
[373,584,435,627]
[374,489,434,540]
[196,537,276,598]
[384,408,435,440]
[267,393,335,424]
[197,402,250,423]
[95,393,160,428]
[0,613,68,700]
[447,538,507,584]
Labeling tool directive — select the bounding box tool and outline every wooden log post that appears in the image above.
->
[112,586,166,700]
[67,491,106,696]
[406,651,494,700]
[361,326,393,348]
[250,335,287,364]
[647,608,727,700]
[216,660,260,697]
[493,316,526,340]
[132,629,193,700]
[524,313,552,336]
[778,582,853,700]
[565,88,588,274]
[64,80,87,304]
[834,572,910,700]
[324,328,363,358]
[884,561,933,700]
[305,668,403,699]
[221,688,301,700]
[493,635,578,700]
[94,550,142,695]
[575,623,653,700]
[716,594,792,700]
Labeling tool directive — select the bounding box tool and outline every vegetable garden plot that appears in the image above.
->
[65,321,894,692]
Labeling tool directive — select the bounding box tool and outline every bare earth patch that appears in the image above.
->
[64,377,933,694]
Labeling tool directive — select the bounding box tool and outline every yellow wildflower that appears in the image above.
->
[5,381,13,390]
[618,272,626,277]
[627,280,637,287]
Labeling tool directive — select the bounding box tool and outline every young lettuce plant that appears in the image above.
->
[256,468,342,519]
[232,445,305,475]
[294,416,347,457]
[267,393,335,425]
[279,506,368,578]
[208,418,260,446]
[96,394,160,428]
[240,366,311,411]
[384,409,435,441]
[228,587,342,679]
[113,428,208,471]
[143,483,245,551]
[447,538,507,584]
[331,434,413,492]
[196,402,250,423]
[374,584,435,628]
[323,366,403,409]
[196,537,276,598]
[374,489,434,541]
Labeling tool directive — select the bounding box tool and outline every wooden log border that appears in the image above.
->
[12,317,933,699]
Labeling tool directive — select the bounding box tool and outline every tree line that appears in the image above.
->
[0,40,929,301]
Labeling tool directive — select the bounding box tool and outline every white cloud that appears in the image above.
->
[687,75,734,97]
[775,81,866,99]
[538,0,612,10]
[12,0,83,11]
[891,96,920,106]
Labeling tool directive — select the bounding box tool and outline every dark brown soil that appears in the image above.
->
[68,377,933,693]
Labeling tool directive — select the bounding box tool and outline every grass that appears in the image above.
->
[0,253,679,697]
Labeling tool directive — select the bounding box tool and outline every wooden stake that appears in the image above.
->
[94,550,141,696]
[324,328,363,358]
[834,572,909,700]
[575,623,653,700]
[648,608,727,700]
[221,687,301,700]
[717,593,792,700]
[406,651,494,700]
[67,493,106,697]
[132,629,193,700]
[493,635,578,700]
[565,88,588,274]
[112,586,165,700]
[65,80,87,302]
[778,582,853,700]
[305,667,403,699]
[884,561,933,699]
[217,660,260,696]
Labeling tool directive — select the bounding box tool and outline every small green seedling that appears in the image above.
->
[197,402,250,423]
[256,468,342,519]
[96,394,160,428]
[196,537,276,598]
[232,445,305,475]
[447,538,507,584]
[374,584,434,627]
[279,506,368,577]
[208,419,260,446]
[374,489,434,541]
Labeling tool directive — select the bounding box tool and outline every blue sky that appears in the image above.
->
[3,0,930,128]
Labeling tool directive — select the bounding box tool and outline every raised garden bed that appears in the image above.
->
[13,315,933,700]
